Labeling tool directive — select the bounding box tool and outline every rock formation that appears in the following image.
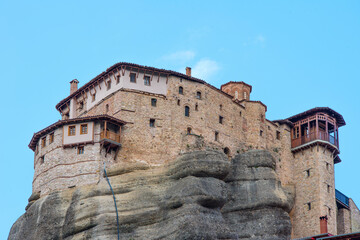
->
[8,150,294,240]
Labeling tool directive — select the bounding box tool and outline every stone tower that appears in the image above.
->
[286,108,345,238]
[220,81,252,101]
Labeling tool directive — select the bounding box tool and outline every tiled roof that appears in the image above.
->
[220,81,253,93]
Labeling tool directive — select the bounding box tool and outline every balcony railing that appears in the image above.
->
[336,189,349,208]
[291,130,338,149]
[100,130,121,143]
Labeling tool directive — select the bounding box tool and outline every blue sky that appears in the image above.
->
[1,1,359,238]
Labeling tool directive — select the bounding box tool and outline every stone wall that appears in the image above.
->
[337,208,351,234]
[350,198,360,232]
[290,146,337,238]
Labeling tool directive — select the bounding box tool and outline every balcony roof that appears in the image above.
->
[29,115,127,151]
[287,107,346,127]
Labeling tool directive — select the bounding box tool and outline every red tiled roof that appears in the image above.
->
[220,81,253,93]
[286,107,346,127]
[55,62,251,111]
[28,115,127,151]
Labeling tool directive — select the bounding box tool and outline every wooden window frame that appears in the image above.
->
[49,132,54,144]
[41,137,46,147]
[68,125,76,136]
[144,75,151,86]
[130,73,136,83]
[80,124,88,135]
[77,146,84,155]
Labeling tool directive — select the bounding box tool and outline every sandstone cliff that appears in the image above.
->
[8,150,294,240]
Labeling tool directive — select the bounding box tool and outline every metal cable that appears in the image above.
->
[104,163,120,240]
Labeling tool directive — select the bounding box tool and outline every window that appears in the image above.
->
[179,86,183,95]
[235,91,238,99]
[107,81,111,90]
[220,104,223,110]
[78,146,84,155]
[260,130,263,136]
[144,75,151,86]
[224,147,230,156]
[80,124,88,134]
[327,184,331,193]
[326,162,330,171]
[92,93,96,102]
[79,101,84,110]
[244,91,247,99]
[219,116,223,124]
[185,106,190,117]
[306,169,310,177]
[40,156,44,164]
[150,119,155,127]
[276,131,281,140]
[116,75,120,84]
[196,91,201,99]
[239,111,242,117]
[177,99,180,106]
[187,127,192,134]
[195,103,198,111]
[151,98,157,107]
[49,132,54,144]
[105,104,109,113]
[215,131,219,141]
[41,137,46,147]
[68,125,76,136]
[307,202,311,210]
[130,73,136,83]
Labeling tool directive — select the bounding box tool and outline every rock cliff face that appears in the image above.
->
[8,150,294,240]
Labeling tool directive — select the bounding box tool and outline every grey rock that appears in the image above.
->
[8,150,294,240]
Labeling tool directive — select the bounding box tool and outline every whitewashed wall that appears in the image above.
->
[63,122,94,145]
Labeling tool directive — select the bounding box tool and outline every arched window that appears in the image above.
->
[224,147,230,157]
[185,106,190,117]
[179,86,183,95]
[196,91,201,99]
[243,91,247,99]
[195,103,198,111]
[235,91,238,99]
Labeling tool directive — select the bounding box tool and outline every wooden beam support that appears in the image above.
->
[121,65,126,76]
[157,72,160,82]
[323,144,328,153]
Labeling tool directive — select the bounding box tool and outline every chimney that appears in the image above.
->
[70,79,79,95]
[320,216,328,234]
[186,67,191,77]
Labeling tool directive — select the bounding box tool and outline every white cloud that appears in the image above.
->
[191,59,220,80]
[255,34,265,43]
[162,50,195,63]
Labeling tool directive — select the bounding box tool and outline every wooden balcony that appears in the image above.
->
[291,130,339,152]
[100,130,121,143]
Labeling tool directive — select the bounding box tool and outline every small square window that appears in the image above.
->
[49,133,54,144]
[276,131,281,140]
[68,126,76,136]
[150,119,155,128]
[130,73,136,83]
[107,81,111,90]
[144,76,151,86]
[80,124,88,134]
[151,98,157,107]
[78,146,84,155]
[219,116,223,124]
[41,137,46,147]
[196,91,201,99]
